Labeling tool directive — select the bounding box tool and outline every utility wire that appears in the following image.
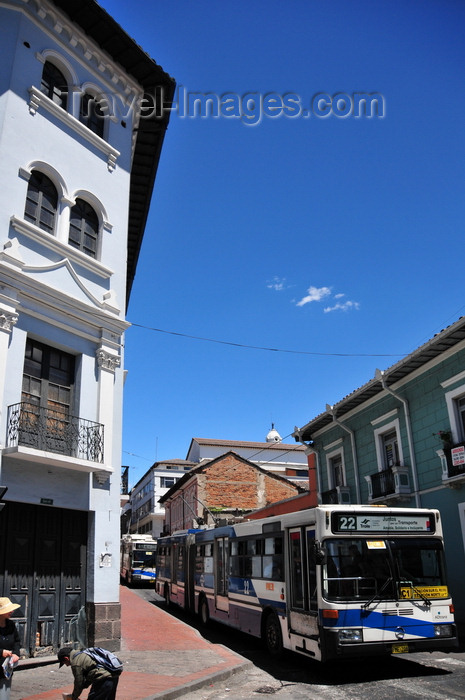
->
[130,322,406,358]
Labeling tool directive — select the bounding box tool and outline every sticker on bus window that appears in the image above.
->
[366,540,386,549]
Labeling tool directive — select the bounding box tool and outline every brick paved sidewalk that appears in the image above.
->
[11,587,250,700]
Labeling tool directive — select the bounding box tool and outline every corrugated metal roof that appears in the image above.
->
[295,316,465,441]
[190,438,306,452]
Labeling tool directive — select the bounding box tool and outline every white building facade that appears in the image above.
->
[186,431,309,487]
[128,460,195,538]
[0,0,173,654]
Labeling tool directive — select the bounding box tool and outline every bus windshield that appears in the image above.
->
[323,538,447,602]
[133,550,156,568]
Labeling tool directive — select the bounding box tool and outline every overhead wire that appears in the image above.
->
[130,322,406,358]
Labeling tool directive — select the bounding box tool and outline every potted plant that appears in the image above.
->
[433,430,453,449]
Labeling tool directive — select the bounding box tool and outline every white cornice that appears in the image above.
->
[0,259,130,338]
[28,87,120,172]
[4,0,143,100]
[10,217,114,280]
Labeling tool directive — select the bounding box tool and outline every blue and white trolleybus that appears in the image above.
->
[156,505,457,661]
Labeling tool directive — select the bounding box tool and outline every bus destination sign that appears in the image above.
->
[332,512,436,534]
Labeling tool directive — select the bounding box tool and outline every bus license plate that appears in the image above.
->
[392,643,409,654]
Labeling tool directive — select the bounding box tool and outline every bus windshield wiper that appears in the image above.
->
[363,576,393,609]
[400,581,431,607]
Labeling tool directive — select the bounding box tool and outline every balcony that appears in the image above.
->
[5,402,105,472]
[321,485,351,505]
[366,464,411,503]
[439,442,465,488]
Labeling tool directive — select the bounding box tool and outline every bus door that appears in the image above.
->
[215,536,229,612]
[171,543,185,604]
[287,527,319,637]
[185,537,197,613]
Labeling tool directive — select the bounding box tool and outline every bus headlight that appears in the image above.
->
[434,624,453,637]
[338,628,363,643]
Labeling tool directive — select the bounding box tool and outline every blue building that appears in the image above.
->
[294,316,465,630]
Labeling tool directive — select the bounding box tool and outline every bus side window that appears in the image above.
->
[263,537,283,580]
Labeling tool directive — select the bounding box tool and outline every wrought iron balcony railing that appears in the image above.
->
[370,468,395,499]
[321,488,339,504]
[366,463,411,501]
[321,485,351,505]
[7,402,104,463]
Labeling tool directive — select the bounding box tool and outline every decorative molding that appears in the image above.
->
[441,370,465,389]
[102,290,119,313]
[10,216,114,280]
[0,310,18,332]
[96,349,121,373]
[323,438,343,451]
[28,86,120,172]
[35,49,79,86]
[371,409,399,426]
[95,471,111,486]
[27,0,142,100]
[0,238,24,269]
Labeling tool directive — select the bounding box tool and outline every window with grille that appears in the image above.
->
[329,453,344,488]
[382,430,400,468]
[40,61,68,109]
[68,199,99,258]
[21,339,75,452]
[24,171,58,234]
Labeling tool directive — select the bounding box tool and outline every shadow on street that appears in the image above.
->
[146,592,455,688]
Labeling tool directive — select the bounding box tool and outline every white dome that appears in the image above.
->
[266,424,282,443]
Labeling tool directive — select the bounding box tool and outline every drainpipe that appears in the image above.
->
[293,429,321,505]
[375,369,421,508]
[325,405,361,503]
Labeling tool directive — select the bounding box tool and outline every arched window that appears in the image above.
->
[68,199,99,258]
[24,171,58,234]
[40,61,68,110]
[80,93,105,138]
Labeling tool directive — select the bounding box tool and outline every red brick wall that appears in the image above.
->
[203,453,299,510]
[163,453,302,532]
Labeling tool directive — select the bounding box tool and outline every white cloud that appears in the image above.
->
[296,285,331,307]
[267,276,287,291]
[324,300,360,313]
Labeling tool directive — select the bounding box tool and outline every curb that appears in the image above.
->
[142,657,253,700]
[15,655,57,671]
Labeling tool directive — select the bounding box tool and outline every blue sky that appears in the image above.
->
[97,0,465,488]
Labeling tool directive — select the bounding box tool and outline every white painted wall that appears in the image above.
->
[0,0,145,606]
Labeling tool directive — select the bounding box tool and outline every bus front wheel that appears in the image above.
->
[263,612,283,656]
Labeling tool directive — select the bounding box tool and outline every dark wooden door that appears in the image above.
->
[0,502,87,655]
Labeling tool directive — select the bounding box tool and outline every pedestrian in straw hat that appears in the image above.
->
[0,597,20,700]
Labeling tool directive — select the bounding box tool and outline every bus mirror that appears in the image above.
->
[311,540,326,565]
